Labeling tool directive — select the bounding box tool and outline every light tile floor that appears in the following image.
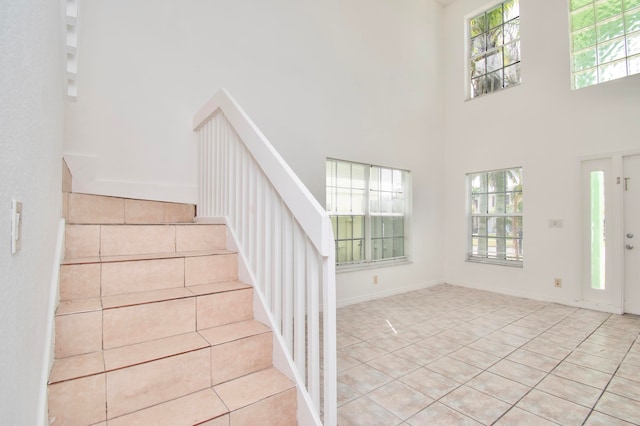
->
[336,284,640,425]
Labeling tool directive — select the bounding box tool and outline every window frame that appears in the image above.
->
[466,166,524,267]
[466,0,522,100]
[568,0,640,89]
[326,158,411,270]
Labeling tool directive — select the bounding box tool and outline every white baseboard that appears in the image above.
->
[37,218,65,426]
[447,280,623,315]
[336,280,444,308]
[64,152,197,204]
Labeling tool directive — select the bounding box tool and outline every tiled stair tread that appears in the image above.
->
[104,332,209,372]
[57,282,252,315]
[62,249,236,265]
[56,298,102,315]
[49,352,105,384]
[199,319,271,346]
[107,388,227,426]
[187,280,251,296]
[213,367,295,411]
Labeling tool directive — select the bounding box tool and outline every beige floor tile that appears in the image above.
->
[366,353,421,378]
[440,385,511,424]
[65,225,100,258]
[466,371,530,405]
[59,263,101,300]
[468,338,517,358]
[494,407,559,425]
[485,330,530,347]
[406,401,482,426]
[399,367,460,400]
[214,368,294,411]
[336,331,363,349]
[342,341,391,363]
[54,310,102,358]
[210,332,272,384]
[100,225,175,256]
[449,347,501,370]
[337,396,403,426]
[516,389,590,425]
[49,352,105,384]
[367,380,434,420]
[337,350,362,373]
[535,374,601,408]
[594,391,640,424]
[500,324,541,339]
[185,253,238,285]
[552,361,612,389]
[523,338,573,360]
[577,341,628,361]
[425,356,482,383]
[566,350,621,374]
[101,257,184,296]
[488,359,546,387]
[506,348,560,372]
[367,334,413,352]
[68,193,124,224]
[417,335,465,355]
[338,364,393,394]
[585,411,638,425]
[337,381,362,407]
[617,361,640,382]
[608,375,640,402]
[394,343,445,366]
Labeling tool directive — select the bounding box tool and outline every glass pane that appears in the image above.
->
[506,216,523,238]
[472,33,487,56]
[383,217,395,237]
[371,216,382,238]
[598,37,626,63]
[351,189,365,214]
[337,216,353,239]
[337,240,353,263]
[488,171,506,192]
[393,217,404,237]
[596,0,623,21]
[488,5,504,28]
[380,191,392,213]
[472,76,486,97]
[596,17,625,42]
[336,188,350,212]
[504,0,520,21]
[571,7,596,31]
[574,47,598,71]
[353,215,365,239]
[486,49,504,72]
[574,68,598,88]
[599,58,628,81]
[504,41,521,65]
[506,169,522,190]
[590,171,606,290]
[472,216,488,237]
[470,173,487,193]
[380,168,392,192]
[330,216,337,239]
[351,164,366,189]
[504,63,521,87]
[629,53,640,74]
[625,0,640,9]
[392,193,404,214]
[485,70,504,93]
[504,19,520,44]
[488,26,503,49]
[326,160,336,187]
[470,14,487,37]
[487,217,497,237]
[572,0,594,11]
[393,237,404,257]
[337,162,351,188]
[371,239,382,260]
[626,9,640,32]
[353,239,364,262]
[572,27,597,51]
[629,33,640,56]
[472,56,486,78]
[370,166,379,191]
[487,238,498,257]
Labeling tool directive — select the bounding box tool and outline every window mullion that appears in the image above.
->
[364,165,372,263]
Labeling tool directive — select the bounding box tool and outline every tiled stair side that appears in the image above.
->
[49,195,297,425]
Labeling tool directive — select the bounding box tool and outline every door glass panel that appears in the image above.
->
[590,171,606,290]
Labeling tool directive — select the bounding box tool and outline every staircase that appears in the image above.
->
[48,192,297,425]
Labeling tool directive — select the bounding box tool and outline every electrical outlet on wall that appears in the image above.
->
[554,278,562,288]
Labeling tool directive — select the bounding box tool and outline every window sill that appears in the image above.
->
[336,258,412,273]
[466,257,523,268]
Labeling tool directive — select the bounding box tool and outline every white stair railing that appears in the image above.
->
[193,89,337,426]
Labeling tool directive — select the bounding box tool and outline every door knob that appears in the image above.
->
[627,233,634,239]
[626,244,634,250]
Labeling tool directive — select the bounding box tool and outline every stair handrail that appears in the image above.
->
[192,89,337,426]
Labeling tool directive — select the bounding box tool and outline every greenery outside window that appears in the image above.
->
[569,0,640,89]
[468,0,521,98]
[468,167,523,266]
[326,159,410,267]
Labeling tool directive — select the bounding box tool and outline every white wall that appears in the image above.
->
[65,0,447,305]
[0,0,65,423]
[442,0,640,308]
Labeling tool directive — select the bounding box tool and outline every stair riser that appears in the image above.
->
[230,388,297,426]
[67,193,195,224]
[59,253,238,299]
[211,332,273,385]
[65,224,226,258]
[106,348,211,419]
[197,288,253,329]
[48,373,106,426]
[55,311,102,358]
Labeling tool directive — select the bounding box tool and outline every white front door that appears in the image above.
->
[624,154,640,314]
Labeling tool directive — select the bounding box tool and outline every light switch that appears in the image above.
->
[11,200,22,254]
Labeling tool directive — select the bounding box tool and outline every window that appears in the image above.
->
[570,0,640,89]
[468,167,523,266]
[326,159,410,267]
[468,0,521,98]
